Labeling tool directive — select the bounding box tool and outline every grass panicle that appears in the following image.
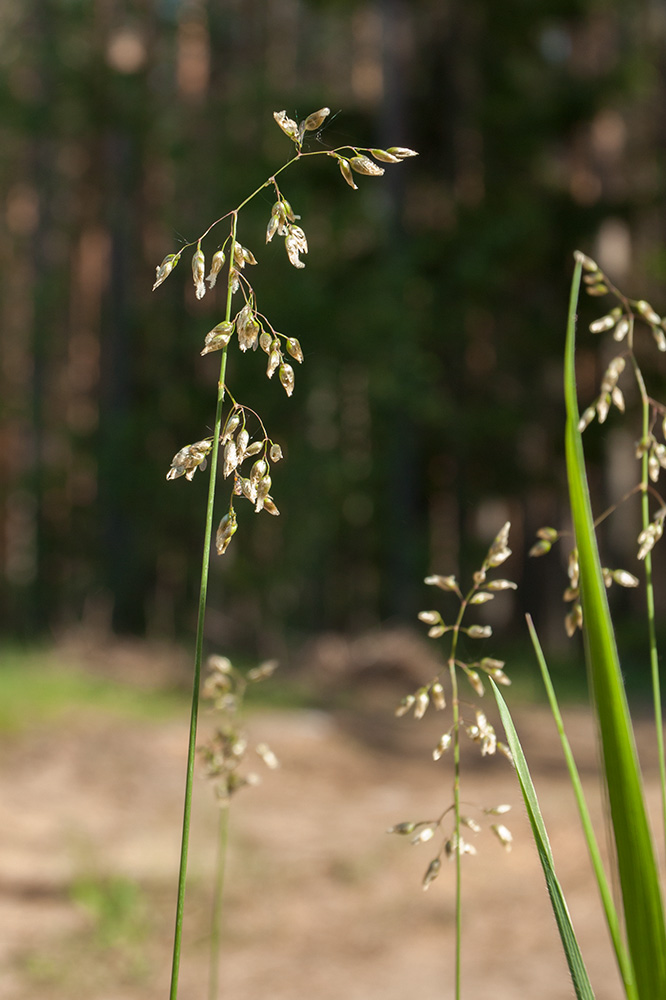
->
[153,107,417,1000]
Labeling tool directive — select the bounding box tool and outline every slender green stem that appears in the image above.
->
[526,615,636,997]
[168,214,238,1000]
[442,584,482,1000]
[632,357,666,849]
[447,597,467,1000]
[208,806,230,1000]
[448,658,462,1000]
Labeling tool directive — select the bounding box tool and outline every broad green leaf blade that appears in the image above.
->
[564,256,666,998]
[526,615,637,1000]
[491,680,595,1000]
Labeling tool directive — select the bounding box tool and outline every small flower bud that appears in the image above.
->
[284,227,308,269]
[250,459,267,484]
[286,337,303,363]
[418,610,441,625]
[611,569,639,588]
[480,657,505,670]
[273,110,300,142]
[466,625,492,639]
[206,248,226,288]
[236,428,249,461]
[470,592,494,604]
[349,155,385,177]
[192,248,206,300]
[652,325,666,352]
[259,330,272,353]
[484,804,511,815]
[256,742,279,769]
[484,579,517,591]
[395,694,415,717]
[636,300,661,325]
[613,317,630,342]
[370,148,401,163]
[491,824,513,851]
[424,574,459,591]
[422,857,441,890]
[215,509,238,555]
[465,669,485,697]
[386,146,419,159]
[279,363,295,396]
[201,320,234,355]
[413,687,429,719]
[301,107,330,132]
[589,309,620,334]
[262,497,280,516]
[336,156,358,190]
[247,659,278,682]
[223,440,238,478]
[577,405,596,432]
[433,733,452,760]
[152,252,180,291]
[240,478,257,502]
[221,411,241,443]
[411,825,435,844]
[266,213,280,243]
[267,348,281,379]
[387,821,417,835]
[431,682,446,710]
[269,443,283,462]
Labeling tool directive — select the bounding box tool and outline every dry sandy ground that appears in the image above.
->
[0,681,662,1000]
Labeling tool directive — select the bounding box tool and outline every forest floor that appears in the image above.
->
[1,639,662,1000]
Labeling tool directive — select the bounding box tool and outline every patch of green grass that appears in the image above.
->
[0,645,319,733]
[0,647,187,732]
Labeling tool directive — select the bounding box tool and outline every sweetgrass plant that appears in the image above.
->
[151,107,417,1000]
[394,252,666,1000]
[388,523,516,998]
[496,253,666,999]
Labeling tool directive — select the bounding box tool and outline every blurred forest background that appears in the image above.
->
[2,0,666,664]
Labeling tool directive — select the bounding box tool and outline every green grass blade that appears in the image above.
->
[526,615,637,999]
[564,257,666,998]
[491,680,596,1000]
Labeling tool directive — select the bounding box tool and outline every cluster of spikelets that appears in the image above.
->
[530,531,640,637]
[529,250,666,634]
[388,523,516,890]
[153,107,417,557]
[198,655,279,806]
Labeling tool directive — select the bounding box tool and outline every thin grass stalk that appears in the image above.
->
[168,215,238,1000]
[565,256,666,998]
[526,615,636,997]
[491,680,596,1000]
[631,357,666,848]
[448,658,462,1000]
[208,805,230,1000]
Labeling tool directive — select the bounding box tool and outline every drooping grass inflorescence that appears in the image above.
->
[152,107,417,1000]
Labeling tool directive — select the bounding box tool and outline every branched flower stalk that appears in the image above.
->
[152,108,417,1000]
[529,252,666,847]
[388,522,515,1000]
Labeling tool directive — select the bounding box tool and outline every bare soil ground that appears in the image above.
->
[1,660,662,1000]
